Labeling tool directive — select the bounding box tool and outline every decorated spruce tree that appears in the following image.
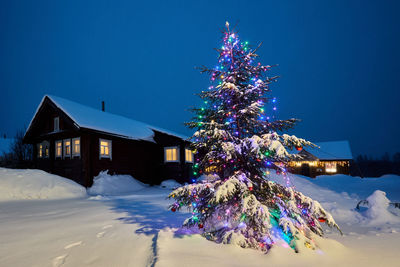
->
[169,22,341,252]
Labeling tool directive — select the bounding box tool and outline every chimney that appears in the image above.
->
[102,101,105,112]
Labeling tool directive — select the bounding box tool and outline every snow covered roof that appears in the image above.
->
[0,138,13,154]
[26,95,188,142]
[303,140,353,160]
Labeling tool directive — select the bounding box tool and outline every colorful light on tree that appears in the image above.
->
[169,22,341,253]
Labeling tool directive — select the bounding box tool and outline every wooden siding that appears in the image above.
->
[24,97,193,187]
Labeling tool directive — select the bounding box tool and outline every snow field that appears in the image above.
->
[0,168,399,266]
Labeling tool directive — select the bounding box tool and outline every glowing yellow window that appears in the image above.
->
[99,139,112,159]
[55,141,62,158]
[38,143,43,158]
[72,138,80,157]
[64,139,71,157]
[165,147,179,162]
[185,148,194,163]
[325,162,337,173]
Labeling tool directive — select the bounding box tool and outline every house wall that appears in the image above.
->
[153,131,194,184]
[83,131,159,186]
[25,97,194,187]
[83,130,193,186]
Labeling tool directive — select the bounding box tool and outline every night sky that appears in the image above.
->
[1,0,399,157]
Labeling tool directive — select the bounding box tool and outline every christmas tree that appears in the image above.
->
[169,22,341,253]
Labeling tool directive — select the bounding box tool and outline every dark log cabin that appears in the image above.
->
[288,140,353,178]
[23,95,194,187]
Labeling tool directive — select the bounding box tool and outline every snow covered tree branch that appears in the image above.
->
[170,22,340,253]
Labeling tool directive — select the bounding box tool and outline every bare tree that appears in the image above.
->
[10,128,33,167]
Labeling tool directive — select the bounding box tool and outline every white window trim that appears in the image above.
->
[164,146,180,163]
[72,137,81,158]
[185,148,194,163]
[55,140,63,159]
[99,138,112,160]
[63,139,71,158]
[54,117,60,132]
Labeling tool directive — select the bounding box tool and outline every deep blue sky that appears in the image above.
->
[1,0,399,157]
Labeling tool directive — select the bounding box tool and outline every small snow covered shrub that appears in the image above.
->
[87,171,146,196]
[169,23,341,253]
[362,190,400,225]
[160,179,182,189]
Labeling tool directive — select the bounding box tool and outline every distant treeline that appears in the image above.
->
[0,129,33,169]
[350,153,400,177]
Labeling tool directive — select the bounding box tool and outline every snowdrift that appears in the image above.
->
[160,179,181,189]
[313,174,400,202]
[268,173,400,227]
[87,171,147,196]
[0,168,87,201]
[362,190,400,226]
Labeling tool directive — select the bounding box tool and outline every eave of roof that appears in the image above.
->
[25,95,189,142]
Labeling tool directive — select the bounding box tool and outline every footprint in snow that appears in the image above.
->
[52,254,68,267]
[64,241,83,250]
[97,231,106,238]
[96,225,113,238]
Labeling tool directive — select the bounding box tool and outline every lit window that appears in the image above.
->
[45,146,49,158]
[185,148,194,163]
[72,137,80,157]
[99,139,112,159]
[64,139,71,158]
[54,117,59,132]
[325,162,337,173]
[38,143,43,158]
[165,147,179,162]
[55,140,62,158]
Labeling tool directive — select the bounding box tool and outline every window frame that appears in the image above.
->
[72,137,81,158]
[63,139,71,158]
[99,138,112,160]
[325,162,337,173]
[44,146,49,158]
[55,140,63,159]
[42,140,49,158]
[185,148,194,163]
[38,143,43,158]
[54,117,60,132]
[164,146,180,163]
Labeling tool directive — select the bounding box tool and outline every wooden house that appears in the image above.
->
[23,95,194,187]
[288,140,353,178]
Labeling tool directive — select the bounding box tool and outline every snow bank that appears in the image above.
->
[160,179,181,189]
[363,190,400,226]
[313,174,400,201]
[268,172,400,230]
[0,168,87,201]
[87,171,147,196]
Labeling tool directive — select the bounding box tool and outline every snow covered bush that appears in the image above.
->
[362,190,400,226]
[87,171,146,196]
[169,22,341,253]
[160,179,182,189]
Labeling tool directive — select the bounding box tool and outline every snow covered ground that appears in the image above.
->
[0,168,399,266]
